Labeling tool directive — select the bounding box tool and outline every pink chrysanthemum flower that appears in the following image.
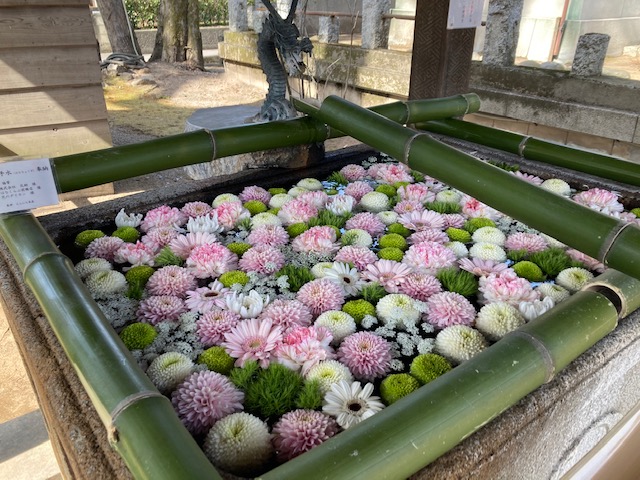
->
[292,226,340,255]
[334,245,379,271]
[185,280,231,313]
[403,241,458,274]
[337,331,392,382]
[399,272,443,301]
[504,232,548,253]
[277,197,319,225]
[137,295,187,325]
[573,188,624,215]
[325,194,356,216]
[239,244,286,275]
[345,212,386,237]
[272,409,339,461]
[141,226,179,253]
[171,371,244,435]
[393,200,425,215]
[168,231,220,259]
[442,213,466,229]
[215,201,250,230]
[296,278,346,316]
[146,265,197,298]
[275,325,335,375]
[140,205,187,232]
[460,196,500,220]
[246,224,289,247]
[196,307,241,346]
[458,257,510,277]
[565,249,607,273]
[361,259,412,293]
[373,163,414,184]
[239,185,272,205]
[398,210,445,231]
[297,190,329,210]
[113,241,155,267]
[408,229,450,245]
[479,270,540,306]
[181,201,213,218]
[222,318,283,368]
[426,291,477,328]
[186,243,238,279]
[85,236,125,262]
[344,181,374,202]
[397,183,436,203]
[339,164,367,181]
[259,299,313,331]
[511,171,543,185]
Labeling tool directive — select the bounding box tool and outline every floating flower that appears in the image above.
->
[468,242,507,262]
[398,210,445,231]
[337,332,392,382]
[85,236,125,262]
[113,241,155,267]
[399,272,443,301]
[555,267,594,292]
[75,257,112,279]
[225,290,270,319]
[181,201,213,218]
[323,262,365,296]
[168,231,219,259]
[535,282,571,304]
[397,182,435,203]
[185,243,238,279]
[297,190,329,209]
[344,180,373,201]
[141,226,179,252]
[362,259,412,293]
[212,193,241,207]
[137,295,187,325]
[115,208,143,228]
[460,196,500,220]
[472,226,506,246]
[140,205,187,232]
[85,270,128,298]
[260,299,313,331]
[573,188,624,215]
[436,189,462,203]
[196,307,240,346]
[345,212,386,236]
[475,302,525,341]
[239,244,286,275]
[146,352,193,393]
[185,280,230,312]
[403,241,457,274]
[172,370,244,435]
[251,212,282,228]
[339,163,367,181]
[504,232,548,253]
[292,226,340,255]
[275,325,335,375]
[394,199,424,215]
[459,257,510,276]
[278,197,319,225]
[297,177,324,191]
[322,380,385,429]
[215,201,251,230]
[518,296,555,322]
[297,278,346,316]
[222,317,283,368]
[340,229,373,248]
[540,178,571,196]
[359,191,390,213]
[326,194,356,216]
[478,270,539,306]
[376,293,423,327]
[442,213,466,229]
[565,249,606,273]
[373,163,413,184]
[425,291,477,329]
[269,193,294,209]
[407,229,450,245]
[435,325,488,364]
[377,210,399,225]
[315,310,357,343]
[512,171,543,186]
[239,185,272,205]
[272,409,340,461]
[334,245,379,271]
[146,265,197,298]
[185,213,223,234]
[305,359,354,394]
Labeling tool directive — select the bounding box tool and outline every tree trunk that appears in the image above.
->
[186,0,204,70]
[149,0,204,67]
[96,0,142,55]
[149,0,165,62]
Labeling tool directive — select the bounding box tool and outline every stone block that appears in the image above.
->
[527,123,569,145]
[572,33,610,77]
[566,131,614,155]
[492,117,530,135]
[318,15,340,44]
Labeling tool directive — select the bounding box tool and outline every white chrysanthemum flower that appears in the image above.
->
[203,412,272,476]
[376,293,422,328]
[541,178,571,196]
[75,257,113,279]
[323,262,365,296]
[377,210,398,225]
[85,270,127,298]
[468,242,507,262]
[326,195,356,216]
[225,290,269,318]
[212,193,241,207]
[186,213,223,234]
[297,178,324,191]
[446,241,468,258]
[305,360,354,394]
[315,310,357,343]
[472,226,506,245]
[269,193,294,209]
[311,261,335,278]
[322,380,385,429]
[250,212,282,228]
[436,189,462,204]
[518,296,555,322]
[115,208,143,228]
[341,229,373,248]
[536,282,571,304]
[475,302,525,341]
[359,191,390,213]
[555,267,594,292]
[435,325,488,364]
[145,351,193,393]
[288,186,310,197]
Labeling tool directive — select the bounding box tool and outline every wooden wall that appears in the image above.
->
[0,0,113,196]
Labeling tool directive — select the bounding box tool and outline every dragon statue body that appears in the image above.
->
[256,0,313,121]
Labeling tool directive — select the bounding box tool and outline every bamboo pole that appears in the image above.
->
[298,96,640,282]
[52,94,480,193]
[418,118,640,187]
[0,212,223,480]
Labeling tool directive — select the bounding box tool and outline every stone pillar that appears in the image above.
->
[571,33,610,77]
[277,0,294,19]
[361,0,392,50]
[229,0,248,32]
[318,15,340,44]
[482,0,525,66]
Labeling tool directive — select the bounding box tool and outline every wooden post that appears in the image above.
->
[408,0,476,99]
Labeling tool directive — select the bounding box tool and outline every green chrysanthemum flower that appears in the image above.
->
[446,227,472,243]
[359,282,388,305]
[377,247,404,261]
[393,181,411,189]
[125,265,155,288]
[146,352,194,394]
[266,208,280,216]
[112,226,140,243]
[85,270,128,298]
[286,222,309,238]
[513,261,546,282]
[119,322,158,350]
[380,373,421,405]
[342,299,376,323]
[436,267,478,297]
[74,229,106,248]
[268,187,288,195]
[198,346,235,375]
[425,201,461,214]
[631,207,640,218]
[226,242,252,256]
[410,353,452,385]
[463,217,496,234]
[410,170,425,182]
[375,184,397,198]
[387,222,411,238]
[378,233,408,250]
[219,270,250,288]
[75,257,113,280]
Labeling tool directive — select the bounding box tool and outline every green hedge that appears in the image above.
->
[125,0,229,29]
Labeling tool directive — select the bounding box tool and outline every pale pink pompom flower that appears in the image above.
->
[275,325,335,375]
[239,185,272,205]
[113,241,155,267]
[345,212,386,237]
[504,232,548,254]
[137,295,187,325]
[140,205,187,232]
[394,200,425,215]
[259,298,314,332]
[408,229,450,245]
[403,241,458,274]
[239,244,286,275]
[292,226,340,255]
[399,272,443,301]
[215,201,250,230]
[297,190,329,210]
[337,331,392,382]
[141,226,180,253]
[565,249,607,273]
[374,163,414,184]
[186,243,238,279]
[196,307,241,346]
[296,278,345,316]
[146,265,197,298]
[272,409,339,461]
[397,183,436,203]
[344,181,374,202]
[339,164,367,181]
[458,257,510,277]
[278,197,319,225]
[169,231,220,259]
[573,188,624,215]
[479,270,540,306]
[334,245,379,271]
[246,224,289,247]
[181,201,213,218]
[85,236,125,262]
[425,291,477,329]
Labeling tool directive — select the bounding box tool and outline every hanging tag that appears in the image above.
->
[448,0,484,30]
[0,158,59,213]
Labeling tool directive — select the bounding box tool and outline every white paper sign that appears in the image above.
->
[448,0,484,29]
[0,158,59,213]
